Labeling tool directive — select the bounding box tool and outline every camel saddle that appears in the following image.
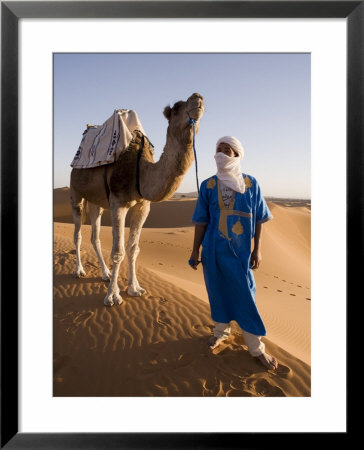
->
[71,109,146,169]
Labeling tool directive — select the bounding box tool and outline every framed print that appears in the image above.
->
[2,0,360,448]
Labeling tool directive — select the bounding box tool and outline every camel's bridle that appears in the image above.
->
[188,116,200,194]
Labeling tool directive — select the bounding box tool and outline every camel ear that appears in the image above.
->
[163,106,172,120]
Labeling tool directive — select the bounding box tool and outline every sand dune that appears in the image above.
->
[53,188,311,397]
[54,187,197,228]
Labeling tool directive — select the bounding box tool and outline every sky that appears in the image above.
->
[54,53,310,198]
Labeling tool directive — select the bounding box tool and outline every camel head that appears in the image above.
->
[163,93,204,140]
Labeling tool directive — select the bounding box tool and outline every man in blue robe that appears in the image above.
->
[189,136,278,370]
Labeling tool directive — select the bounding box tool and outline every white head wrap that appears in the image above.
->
[214,136,245,193]
[216,136,244,158]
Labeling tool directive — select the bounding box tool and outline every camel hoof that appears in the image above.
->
[104,293,123,306]
[102,269,111,281]
[73,268,86,278]
[127,286,147,297]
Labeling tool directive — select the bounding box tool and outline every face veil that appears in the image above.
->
[215,136,245,193]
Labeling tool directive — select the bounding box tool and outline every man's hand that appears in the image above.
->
[189,225,206,270]
[250,248,262,270]
[189,250,201,270]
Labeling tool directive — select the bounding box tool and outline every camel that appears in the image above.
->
[70,93,204,306]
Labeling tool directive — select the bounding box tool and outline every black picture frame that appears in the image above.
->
[1,1,360,448]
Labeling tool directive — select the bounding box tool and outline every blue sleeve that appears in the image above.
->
[192,181,209,225]
[254,179,273,224]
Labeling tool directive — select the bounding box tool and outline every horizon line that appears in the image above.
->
[53,186,311,201]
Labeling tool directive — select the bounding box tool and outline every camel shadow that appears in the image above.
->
[55,273,110,285]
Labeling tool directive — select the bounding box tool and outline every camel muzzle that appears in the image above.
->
[186,93,204,120]
[187,106,204,120]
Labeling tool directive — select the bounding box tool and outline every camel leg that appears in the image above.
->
[104,205,128,306]
[70,190,86,278]
[89,203,111,281]
[126,201,151,296]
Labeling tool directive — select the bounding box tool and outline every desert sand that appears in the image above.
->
[53,188,311,397]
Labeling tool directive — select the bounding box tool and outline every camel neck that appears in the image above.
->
[139,129,194,202]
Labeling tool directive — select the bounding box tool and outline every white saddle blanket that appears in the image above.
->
[71,109,145,168]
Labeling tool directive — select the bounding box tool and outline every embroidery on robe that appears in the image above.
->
[244,176,252,189]
[232,219,244,236]
[207,177,216,189]
[217,179,251,240]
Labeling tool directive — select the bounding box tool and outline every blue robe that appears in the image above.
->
[192,174,273,336]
